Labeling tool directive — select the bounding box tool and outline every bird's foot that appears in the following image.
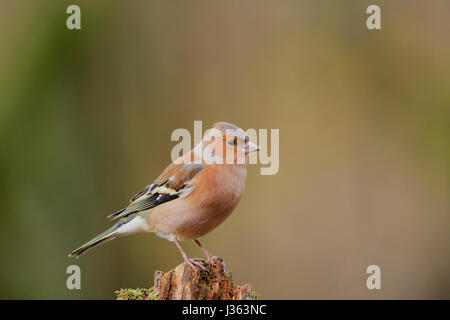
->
[175,239,209,272]
[185,257,208,272]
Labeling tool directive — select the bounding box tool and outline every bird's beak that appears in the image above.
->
[244,141,260,154]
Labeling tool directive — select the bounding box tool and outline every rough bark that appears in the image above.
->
[116,256,258,300]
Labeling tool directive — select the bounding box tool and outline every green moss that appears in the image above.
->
[115,288,158,300]
[245,290,259,300]
[199,264,210,279]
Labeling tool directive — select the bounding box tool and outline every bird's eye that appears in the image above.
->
[244,136,249,143]
[228,138,237,146]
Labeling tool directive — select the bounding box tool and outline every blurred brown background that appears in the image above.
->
[0,0,449,299]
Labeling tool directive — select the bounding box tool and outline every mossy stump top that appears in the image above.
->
[116,256,258,300]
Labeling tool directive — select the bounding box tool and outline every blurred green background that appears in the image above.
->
[0,0,449,299]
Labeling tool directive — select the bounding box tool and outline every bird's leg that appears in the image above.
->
[194,239,213,261]
[174,238,207,271]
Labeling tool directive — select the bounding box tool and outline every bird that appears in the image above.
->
[69,121,260,270]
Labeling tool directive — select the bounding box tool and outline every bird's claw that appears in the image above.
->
[186,258,208,272]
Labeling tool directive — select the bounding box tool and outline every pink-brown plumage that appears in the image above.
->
[147,162,247,241]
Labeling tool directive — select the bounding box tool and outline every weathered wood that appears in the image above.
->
[116,257,258,300]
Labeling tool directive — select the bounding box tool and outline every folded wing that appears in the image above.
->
[107,161,204,220]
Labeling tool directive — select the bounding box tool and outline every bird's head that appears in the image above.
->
[202,122,259,165]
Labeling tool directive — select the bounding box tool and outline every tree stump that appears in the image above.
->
[115,256,258,300]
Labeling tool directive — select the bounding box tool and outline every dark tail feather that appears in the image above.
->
[107,208,126,220]
[68,225,118,258]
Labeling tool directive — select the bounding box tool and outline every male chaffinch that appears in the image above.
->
[69,122,260,270]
